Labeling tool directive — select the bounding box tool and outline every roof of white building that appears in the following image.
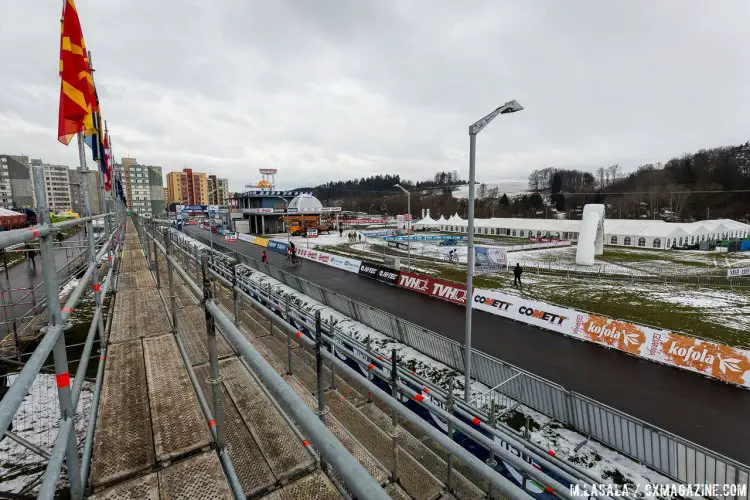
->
[437,216,750,239]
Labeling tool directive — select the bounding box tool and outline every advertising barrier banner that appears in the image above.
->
[224,232,237,242]
[296,248,361,273]
[256,237,269,247]
[471,287,750,388]
[384,234,467,242]
[728,267,750,277]
[397,271,467,305]
[238,233,257,244]
[474,246,508,275]
[342,219,386,225]
[387,241,410,250]
[358,261,380,279]
[307,228,318,238]
[472,289,574,335]
[267,240,289,253]
[375,265,400,285]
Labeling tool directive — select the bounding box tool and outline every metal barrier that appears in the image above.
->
[146,223,597,499]
[0,162,123,499]
[179,227,750,498]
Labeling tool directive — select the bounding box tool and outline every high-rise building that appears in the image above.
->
[166,171,188,204]
[122,157,164,216]
[165,168,209,205]
[0,155,34,208]
[207,175,229,205]
[69,169,103,215]
[42,164,72,212]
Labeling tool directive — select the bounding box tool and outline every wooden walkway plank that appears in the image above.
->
[89,472,158,500]
[175,305,234,366]
[90,340,155,488]
[194,363,277,497]
[110,289,171,344]
[143,334,212,463]
[158,452,233,500]
[221,358,316,481]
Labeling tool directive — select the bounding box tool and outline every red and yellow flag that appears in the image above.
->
[58,0,96,145]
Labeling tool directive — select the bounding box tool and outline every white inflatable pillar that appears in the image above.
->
[575,204,605,265]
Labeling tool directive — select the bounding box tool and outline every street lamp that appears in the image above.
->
[463,99,523,401]
[394,184,411,272]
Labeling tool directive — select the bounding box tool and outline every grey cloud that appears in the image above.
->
[0,0,749,192]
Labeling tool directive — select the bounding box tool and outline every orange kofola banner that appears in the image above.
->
[571,314,750,387]
[470,287,750,388]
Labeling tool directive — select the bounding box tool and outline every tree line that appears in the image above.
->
[297,141,750,221]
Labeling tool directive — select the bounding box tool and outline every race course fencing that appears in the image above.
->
[180,228,750,498]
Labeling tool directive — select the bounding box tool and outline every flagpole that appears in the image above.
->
[86,51,111,237]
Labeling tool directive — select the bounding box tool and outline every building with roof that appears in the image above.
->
[234,191,341,234]
[415,214,750,250]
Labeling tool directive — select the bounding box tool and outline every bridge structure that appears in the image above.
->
[1,169,748,499]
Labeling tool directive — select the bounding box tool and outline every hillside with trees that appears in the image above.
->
[526,141,750,221]
[294,141,750,222]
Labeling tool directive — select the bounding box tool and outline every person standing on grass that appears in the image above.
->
[513,263,523,287]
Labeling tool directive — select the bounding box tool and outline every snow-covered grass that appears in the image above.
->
[263,232,354,248]
[169,228,682,495]
[0,374,93,495]
[228,251,685,497]
[451,181,530,200]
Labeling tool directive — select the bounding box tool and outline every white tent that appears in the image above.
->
[414,215,439,229]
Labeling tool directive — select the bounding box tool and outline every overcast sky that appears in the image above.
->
[1,0,749,191]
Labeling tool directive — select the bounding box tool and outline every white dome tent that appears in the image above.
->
[414,215,439,230]
[288,193,324,213]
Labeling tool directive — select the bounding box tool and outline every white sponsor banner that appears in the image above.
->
[472,288,574,335]
[238,233,257,244]
[296,248,361,273]
[474,246,507,275]
[224,232,237,242]
[472,286,750,388]
[728,267,750,278]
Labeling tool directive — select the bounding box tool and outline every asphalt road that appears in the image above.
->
[1,232,88,335]
[185,226,750,465]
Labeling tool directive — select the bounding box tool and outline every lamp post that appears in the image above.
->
[463,99,523,402]
[394,184,411,272]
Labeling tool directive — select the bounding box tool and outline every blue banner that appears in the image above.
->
[384,234,467,242]
[267,240,289,253]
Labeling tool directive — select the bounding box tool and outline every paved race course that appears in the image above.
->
[185,226,750,465]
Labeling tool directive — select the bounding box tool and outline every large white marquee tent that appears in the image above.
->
[413,214,750,250]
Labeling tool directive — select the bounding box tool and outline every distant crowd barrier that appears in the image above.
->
[197,226,750,388]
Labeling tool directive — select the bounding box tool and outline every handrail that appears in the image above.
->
[169,223,750,496]
[145,218,577,499]
[0,212,115,251]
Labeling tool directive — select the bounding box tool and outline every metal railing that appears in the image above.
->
[178,226,750,499]
[0,162,124,499]
[142,218,606,499]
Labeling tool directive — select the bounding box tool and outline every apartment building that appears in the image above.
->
[0,155,34,208]
[42,164,72,212]
[69,169,103,215]
[122,157,165,216]
[207,175,230,205]
[165,168,209,205]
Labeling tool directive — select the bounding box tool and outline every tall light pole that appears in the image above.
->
[394,184,411,271]
[463,100,523,401]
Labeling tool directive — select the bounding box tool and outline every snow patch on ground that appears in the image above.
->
[180,229,724,498]
[0,374,93,494]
